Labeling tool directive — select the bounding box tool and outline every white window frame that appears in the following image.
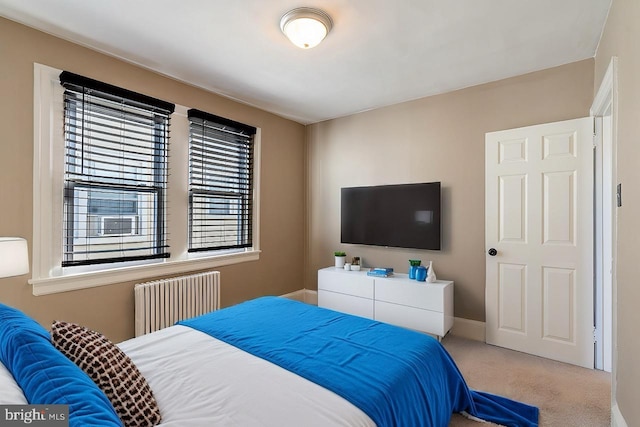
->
[31,63,261,295]
[187,111,256,253]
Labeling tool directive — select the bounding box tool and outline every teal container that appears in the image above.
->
[408,265,419,279]
[415,266,427,282]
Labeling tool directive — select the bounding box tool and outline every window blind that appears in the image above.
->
[187,109,255,252]
[60,71,174,267]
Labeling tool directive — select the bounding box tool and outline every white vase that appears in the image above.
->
[335,256,346,268]
[426,261,437,283]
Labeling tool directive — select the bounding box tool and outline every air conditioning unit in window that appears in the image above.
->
[100,216,139,236]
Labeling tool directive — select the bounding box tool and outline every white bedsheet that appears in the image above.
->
[119,325,375,427]
[0,361,27,404]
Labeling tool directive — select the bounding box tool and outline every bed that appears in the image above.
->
[0,297,538,427]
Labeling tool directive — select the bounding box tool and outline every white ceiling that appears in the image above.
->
[1,0,611,124]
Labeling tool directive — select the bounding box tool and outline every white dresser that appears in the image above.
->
[317,267,454,339]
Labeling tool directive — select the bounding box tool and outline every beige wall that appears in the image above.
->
[594,0,640,424]
[0,18,306,343]
[306,60,594,322]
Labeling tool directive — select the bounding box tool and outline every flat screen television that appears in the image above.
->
[341,182,441,250]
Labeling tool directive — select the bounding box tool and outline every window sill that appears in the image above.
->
[29,250,260,296]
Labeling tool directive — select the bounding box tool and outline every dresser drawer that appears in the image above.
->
[318,269,374,299]
[374,278,448,312]
[375,300,446,336]
[318,290,374,319]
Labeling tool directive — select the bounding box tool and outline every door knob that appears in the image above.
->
[488,248,497,256]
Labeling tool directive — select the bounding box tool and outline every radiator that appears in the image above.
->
[134,271,220,337]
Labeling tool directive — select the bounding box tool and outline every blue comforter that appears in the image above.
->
[179,297,538,427]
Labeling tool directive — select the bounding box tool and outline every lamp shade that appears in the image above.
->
[280,7,333,49]
[0,237,29,278]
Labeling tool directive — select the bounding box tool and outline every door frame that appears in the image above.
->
[591,57,618,374]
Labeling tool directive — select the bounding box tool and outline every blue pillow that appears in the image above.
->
[0,303,122,426]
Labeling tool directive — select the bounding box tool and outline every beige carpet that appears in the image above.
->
[441,335,611,426]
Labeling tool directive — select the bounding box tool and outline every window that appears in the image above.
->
[188,110,256,252]
[32,64,260,295]
[60,71,174,266]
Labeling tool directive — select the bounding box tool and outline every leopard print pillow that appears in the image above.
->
[51,321,162,427]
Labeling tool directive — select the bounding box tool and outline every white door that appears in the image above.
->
[485,117,594,369]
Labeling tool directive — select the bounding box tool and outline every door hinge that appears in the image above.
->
[617,183,623,207]
[593,327,598,344]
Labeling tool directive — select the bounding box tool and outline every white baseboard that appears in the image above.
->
[304,289,318,305]
[280,289,318,305]
[612,403,628,427]
[450,317,486,342]
[279,289,305,302]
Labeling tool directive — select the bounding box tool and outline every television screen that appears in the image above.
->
[341,182,441,250]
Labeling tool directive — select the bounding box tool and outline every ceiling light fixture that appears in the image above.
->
[280,7,333,49]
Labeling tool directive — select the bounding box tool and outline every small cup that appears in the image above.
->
[344,263,351,271]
